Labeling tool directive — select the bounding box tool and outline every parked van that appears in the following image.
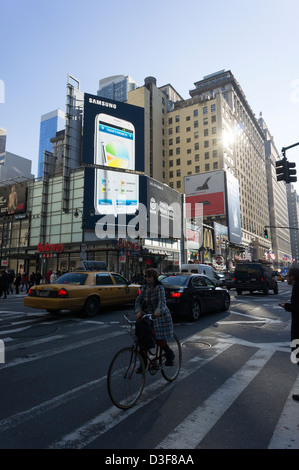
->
[180,264,223,286]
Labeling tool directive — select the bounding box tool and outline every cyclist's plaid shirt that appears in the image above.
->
[135,284,173,341]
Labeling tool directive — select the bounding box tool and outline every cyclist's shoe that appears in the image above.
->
[164,348,175,366]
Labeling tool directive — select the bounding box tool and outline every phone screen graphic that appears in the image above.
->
[94,114,138,215]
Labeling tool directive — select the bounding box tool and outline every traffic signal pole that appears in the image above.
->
[276,142,298,184]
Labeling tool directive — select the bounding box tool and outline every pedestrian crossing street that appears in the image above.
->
[0,305,298,449]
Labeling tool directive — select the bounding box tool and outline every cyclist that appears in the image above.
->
[135,268,174,372]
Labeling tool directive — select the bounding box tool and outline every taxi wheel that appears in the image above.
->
[82,296,100,317]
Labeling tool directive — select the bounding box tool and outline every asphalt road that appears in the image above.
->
[0,282,298,452]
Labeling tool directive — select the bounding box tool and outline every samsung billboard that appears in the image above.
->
[82,93,144,229]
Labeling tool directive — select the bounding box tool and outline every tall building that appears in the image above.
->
[0,128,7,158]
[0,151,34,181]
[287,185,299,262]
[128,71,272,261]
[127,76,183,181]
[97,75,138,102]
[37,109,65,178]
[258,113,292,266]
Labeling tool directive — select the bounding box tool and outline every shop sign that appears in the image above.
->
[1,259,8,267]
[118,238,140,252]
[37,243,64,253]
[119,255,126,263]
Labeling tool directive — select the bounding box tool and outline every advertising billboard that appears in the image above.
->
[0,182,27,215]
[145,177,182,239]
[82,93,144,228]
[184,171,225,217]
[226,171,241,244]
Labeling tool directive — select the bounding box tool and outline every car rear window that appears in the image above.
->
[53,273,88,285]
[235,264,262,276]
[161,276,189,287]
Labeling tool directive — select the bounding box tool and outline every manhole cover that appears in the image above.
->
[182,341,211,349]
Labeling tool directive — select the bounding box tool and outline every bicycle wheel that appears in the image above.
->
[161,333,182,382]
[107,347,146,409]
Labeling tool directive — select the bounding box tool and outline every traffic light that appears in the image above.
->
[264,229,268,239]
[286,161,297,184]
[276,158,288,182]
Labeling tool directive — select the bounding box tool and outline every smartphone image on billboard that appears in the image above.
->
[94,113,138,215]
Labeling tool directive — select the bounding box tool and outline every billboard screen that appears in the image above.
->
[146,177,182,239]
[0,182,27,215]
[184,171,225,217]
[226,171,241,244]
[82,93,144,228]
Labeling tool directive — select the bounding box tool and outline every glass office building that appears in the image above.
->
[37,109,65,178]
[97,75,138,102]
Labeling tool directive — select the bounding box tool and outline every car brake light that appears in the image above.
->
[170,292,181,298]
[57,288,68,298]
[261,277,264,282]
[28,288,32,294]
[137,289,141,295]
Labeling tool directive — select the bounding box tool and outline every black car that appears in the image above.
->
[161,273,230,321]
[233,262,278,295]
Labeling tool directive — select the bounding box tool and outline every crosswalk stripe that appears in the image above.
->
[49,341,232,449]
[155,348,275,449]
[268,374,299,449]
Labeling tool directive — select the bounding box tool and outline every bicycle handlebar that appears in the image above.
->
[124,313,153,324]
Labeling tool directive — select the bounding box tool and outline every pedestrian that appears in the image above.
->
[46,269,52,284]
[50,271,57,283]
[134,268,174,373]
[14,273,21,294]
[35,271,42,285]
[1,271,8,299]
[280,265,299,402]
[21,273,29,292]
[7,270,14,294]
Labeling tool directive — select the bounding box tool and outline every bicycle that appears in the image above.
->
[107,313,182,409]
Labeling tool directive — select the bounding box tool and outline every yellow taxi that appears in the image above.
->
[24,270,140,317]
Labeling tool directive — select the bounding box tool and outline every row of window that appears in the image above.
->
[168,125,217,144]
[168,150,218,167]
[168,104,216,124]
[168,162,219,189]
[168,161,219,178]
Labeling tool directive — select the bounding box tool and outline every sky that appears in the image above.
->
[1,0,299,189]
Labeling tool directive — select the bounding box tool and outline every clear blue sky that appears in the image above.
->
[1,0,299,189]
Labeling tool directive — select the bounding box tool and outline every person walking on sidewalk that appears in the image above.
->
[1,271,8,298]
[14,273,21,294]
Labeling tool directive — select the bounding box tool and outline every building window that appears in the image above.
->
[176,158,181,165]
[194,142,199,150]
[169,171,173,178]
[203,118,208,125]
[186,116,190,121]
[186,127,191,132]
[204,141,209,148]
[170,182,174,188]
[169,138,173,146]
[205,163,210,171]
[186,137,191,143]
[176,169,181,177]
[169,160,173,167]
[176,137,180,144]
[211,104,216,112]
[168,128,173,135]
[195,154,199,161]
[168,117,173,124]
[213,162,218,169]
[204,129,209,136]
[194,109,198,117]
[195,166,200,173]
[212,127,217,134]
[187,149,191,154]
[176,181,181,188]
[176,147,180,155]
[211,115,216,123]
[169,149,173,156]
[175,126,180,133]
[203,107,208,114]
[194,131,199,139]
[187,160,192,165]
[213,150,218,158]
[194,120,198,128]
[175,115,180,122]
